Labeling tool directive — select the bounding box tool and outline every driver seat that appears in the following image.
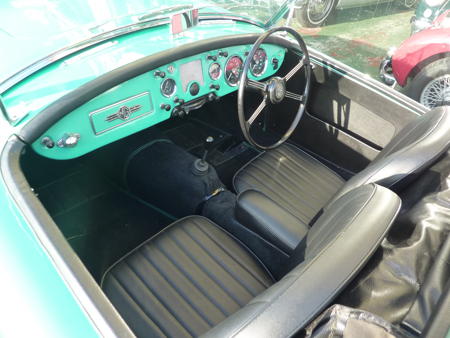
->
[234,106,450,225]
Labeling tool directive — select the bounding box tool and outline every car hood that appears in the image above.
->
[1,20,265,124]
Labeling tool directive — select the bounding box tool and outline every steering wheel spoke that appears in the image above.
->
[285,91,303,102]
[284,59,305,82]
[247,97,267,126]
[246,79,266,91]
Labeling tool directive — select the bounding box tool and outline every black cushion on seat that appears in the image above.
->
[233,143,345,225]
[234,107,450,226]
[101,216,273,338]
[204,184,401,338]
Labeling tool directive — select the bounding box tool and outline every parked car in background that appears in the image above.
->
[380,9,450,107]
[411,0,449,33]
[293,0,416,27]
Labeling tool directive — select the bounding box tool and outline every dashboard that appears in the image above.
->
[32,43,286,160]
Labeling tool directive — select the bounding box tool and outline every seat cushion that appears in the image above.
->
[234,143,345,225]
[101,216,273,338]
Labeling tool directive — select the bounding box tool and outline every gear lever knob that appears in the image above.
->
[202,136,214,162]
[193,136,214,175]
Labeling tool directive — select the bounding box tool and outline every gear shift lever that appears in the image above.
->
[192,136,214,174]
[202,136,214,163]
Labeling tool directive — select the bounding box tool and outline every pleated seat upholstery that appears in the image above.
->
[101,216,273,338]
[234,143,345,225]
[234,107,450,226]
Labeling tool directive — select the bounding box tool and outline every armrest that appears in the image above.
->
[235,190,309,253]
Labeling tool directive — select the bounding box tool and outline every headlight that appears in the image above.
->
[425,0,446,7]
[424,8,433,17]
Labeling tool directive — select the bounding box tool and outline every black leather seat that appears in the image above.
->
[234,107,450,226]
[102,184,401,337]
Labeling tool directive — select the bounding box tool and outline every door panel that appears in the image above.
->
[269,55,423,174]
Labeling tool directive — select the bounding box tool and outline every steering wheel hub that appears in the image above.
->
[267,77,286,104]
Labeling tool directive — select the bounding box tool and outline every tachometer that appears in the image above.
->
[160,78,176,97]
[250,48,267,77]
[209,63,222,80]
[225,56,243,86]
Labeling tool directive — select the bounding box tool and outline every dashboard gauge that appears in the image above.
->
[160,78,176,97]
[250,48,268,76]
[208,63,222,80]
[225,56,243,86]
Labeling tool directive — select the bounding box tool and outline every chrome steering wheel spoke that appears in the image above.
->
[284,59,305,82]
[246,79,266,92]
[285,91,303,101]
[247,97,267,126]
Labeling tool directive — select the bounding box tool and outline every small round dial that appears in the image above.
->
[225,56,243,86]
[250,48,268,76]
[160,78,176,97]
[209,63,222,80]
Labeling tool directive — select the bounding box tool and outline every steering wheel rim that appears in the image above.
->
[238,26,311,150]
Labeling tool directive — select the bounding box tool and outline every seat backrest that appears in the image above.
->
[202,184,401,338]
[334,106,450,202]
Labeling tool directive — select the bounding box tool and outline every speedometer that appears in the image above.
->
[250,48,268,77]
[225,56,243,86]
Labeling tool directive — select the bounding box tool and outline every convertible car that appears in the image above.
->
[0,1,449,337]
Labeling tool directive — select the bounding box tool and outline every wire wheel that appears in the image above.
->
[420,74,450,108]
[307,0,335,25]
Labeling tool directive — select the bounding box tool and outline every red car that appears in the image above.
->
[380,9,450,108]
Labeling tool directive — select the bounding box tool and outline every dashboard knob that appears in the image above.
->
[160,103,171,111]
[272,58,279,69]
[207,93,219,101]
[207,55,218,61]
[209,84,220,90]
[219,51,228,57]
[171,107,186,118]
[41,136,55,149]
[154,70,166,78]
[57,133,80,148]
[173,97,185,104]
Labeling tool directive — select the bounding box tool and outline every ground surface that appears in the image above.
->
[290,3,414,81]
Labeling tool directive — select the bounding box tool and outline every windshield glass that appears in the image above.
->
[0,0,287,83]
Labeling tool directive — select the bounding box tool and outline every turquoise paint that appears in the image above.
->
[2,22,264,124]
[31,43,286,160]
[0,179,99,337]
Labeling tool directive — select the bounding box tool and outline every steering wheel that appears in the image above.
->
[238,26,311,150]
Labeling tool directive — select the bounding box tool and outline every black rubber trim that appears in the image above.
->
[0,136,135,337]
[19,33,294,144]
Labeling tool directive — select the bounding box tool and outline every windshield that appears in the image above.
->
[0,0,288,84]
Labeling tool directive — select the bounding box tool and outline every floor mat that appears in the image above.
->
[163,119,260,188]
[36,168,173,282]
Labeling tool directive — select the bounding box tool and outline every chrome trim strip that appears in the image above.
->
[199,14,264,28]
[89,92,153,135]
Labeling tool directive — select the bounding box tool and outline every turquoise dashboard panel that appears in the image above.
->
[32,43,286,160]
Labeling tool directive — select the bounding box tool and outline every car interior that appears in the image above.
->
[5,30,450,336]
